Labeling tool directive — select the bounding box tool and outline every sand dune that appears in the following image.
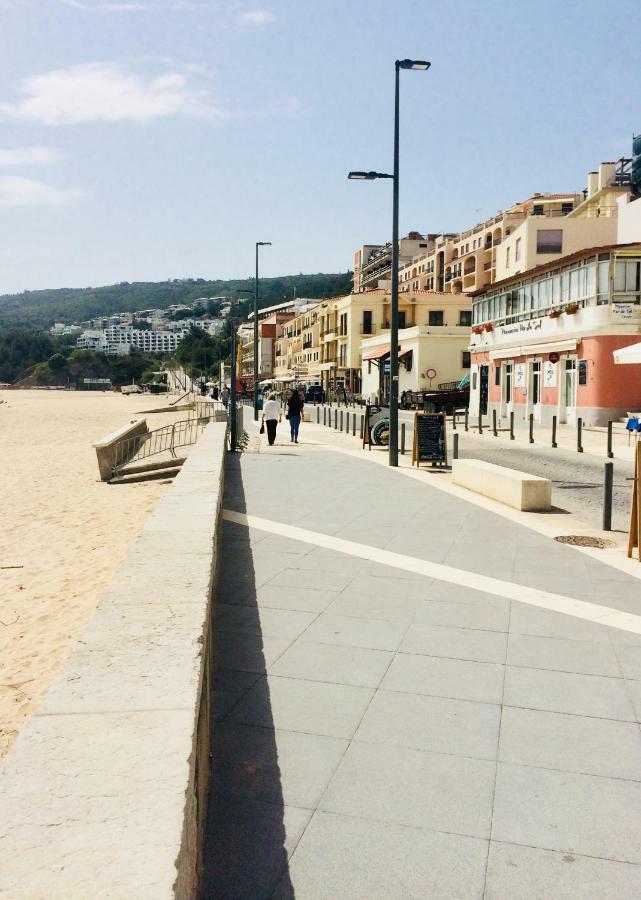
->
[0,390,187,757]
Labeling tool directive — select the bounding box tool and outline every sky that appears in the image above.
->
[0,0,639,295]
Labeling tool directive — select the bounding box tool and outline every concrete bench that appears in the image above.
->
[452,458,551,511]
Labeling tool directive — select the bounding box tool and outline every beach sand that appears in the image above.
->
[0,390,191,757]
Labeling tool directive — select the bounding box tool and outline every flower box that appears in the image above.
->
[472,326,484,335]
[484,322,493,332]
[549,309,562,319]
[564,303,579,315]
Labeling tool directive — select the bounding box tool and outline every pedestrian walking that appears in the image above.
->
[261,393,282,446]
[286,387,304,444]
[221,385,230,409]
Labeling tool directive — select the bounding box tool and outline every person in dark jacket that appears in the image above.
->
[286,388,304,443]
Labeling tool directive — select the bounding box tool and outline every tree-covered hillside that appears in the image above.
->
[0,273,353,327]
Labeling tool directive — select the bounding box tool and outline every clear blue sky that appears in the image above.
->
[0,0,639,294]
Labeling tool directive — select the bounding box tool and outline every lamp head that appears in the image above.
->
[257,241,272,247]
[348,171,393,180]
[397,59,431,70]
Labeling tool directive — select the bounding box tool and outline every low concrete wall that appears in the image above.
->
[452,457,552,511]
[0,421,227,899]
[94,418,149,480]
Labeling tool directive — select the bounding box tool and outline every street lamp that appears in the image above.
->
[348,58,430,467]
[255,241,272,420]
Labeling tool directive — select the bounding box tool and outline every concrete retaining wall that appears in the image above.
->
[0,421,227,899]
[94,418,149,480]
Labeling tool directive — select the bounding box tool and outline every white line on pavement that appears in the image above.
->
[222,508,641,637]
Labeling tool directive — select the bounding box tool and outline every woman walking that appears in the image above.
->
[287,387,304,443]
[261,393,282,446]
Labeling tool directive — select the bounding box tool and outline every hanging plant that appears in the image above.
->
[565,302,579,315]
[472,325,484,335]
[549,309,562,319]
[484,322,494,332]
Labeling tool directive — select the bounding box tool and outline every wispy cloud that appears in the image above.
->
[238,8,273,26]
[0,63,224,125]
[0,176,84,206]
[0,146,61,166]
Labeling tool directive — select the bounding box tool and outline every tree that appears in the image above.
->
[47,353,67,372]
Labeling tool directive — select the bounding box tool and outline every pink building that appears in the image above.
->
[469,243,641,426]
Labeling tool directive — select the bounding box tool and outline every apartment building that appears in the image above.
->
[468,243,641,426]
[315,290,472,395]
[76,326,183,355]
[274,306,322,384]
[241,311,297,385]
[354,233,432,292]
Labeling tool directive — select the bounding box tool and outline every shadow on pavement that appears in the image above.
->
[200,453,294,899]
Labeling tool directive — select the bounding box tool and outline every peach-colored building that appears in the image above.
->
[468,243,641,427]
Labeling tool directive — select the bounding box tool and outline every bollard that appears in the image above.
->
[323,407,327,426]
[334,409,338,430]
[464,409,469,432]
[360,415,364,440]
[452,411,457,431]
[603,461,613,531]
[401,423,405,455]
[607,420,614,459]
[492,409,498,437]
[340,410,343,431]
[509,410,515,441]
[453,432,459,460]
[551,414,558,448]
[478,414,483,435]
[529,413,534,444]
[577,417,583,453]
[316,406,320,424]
[352,413,356,437]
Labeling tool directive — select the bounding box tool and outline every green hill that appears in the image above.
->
[0,273,354,328]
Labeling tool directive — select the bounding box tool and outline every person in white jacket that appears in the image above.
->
[261,394,282,446]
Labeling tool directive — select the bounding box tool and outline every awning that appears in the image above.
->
[614,342,641,364]
[362,344,390,361]
[488,339,577,361]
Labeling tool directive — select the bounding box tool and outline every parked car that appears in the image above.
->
[305,384,325,403]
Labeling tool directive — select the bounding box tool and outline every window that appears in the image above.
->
[515,237,522,263]
[506,246,511,268]
[561,202,573,215]
[429,310,444,326]
[495,365,501,385]
[532,204,544,216]
[398,311,406,328]
[537,230,563,254]
[459,310,472,326]
[362,310,373,335]
[462,351,471,369]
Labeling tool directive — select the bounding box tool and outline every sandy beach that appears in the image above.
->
[0,390,186,757]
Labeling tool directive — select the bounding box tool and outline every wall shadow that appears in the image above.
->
[200,453,294,899]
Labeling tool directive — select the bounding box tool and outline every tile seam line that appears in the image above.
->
[222,510,641,638]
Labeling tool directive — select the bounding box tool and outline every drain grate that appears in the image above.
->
[554,535,616,549]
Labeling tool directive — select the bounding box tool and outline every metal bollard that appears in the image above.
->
[452,410,457,431]
[401,423,405,455]
[529,413,534,444]
[352,413,356,437]
[316,406,320,424]
[323,407,327,426]
[478,414,483,435]
[340,410,343,431]
[492,409,498,437]
[453,432,459,460]
[577,417,583,453]
[360,415,364,440]
[509,410,515,441]
[551,414,558,448]
[603,461,613,531]
[464,409,469,432]
[607,420,614,459]
[334,409,338,430]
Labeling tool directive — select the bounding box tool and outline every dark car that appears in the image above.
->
[421,387,470,414]
[305,385,325,403]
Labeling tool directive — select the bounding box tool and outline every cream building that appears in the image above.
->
[354,233,432,292]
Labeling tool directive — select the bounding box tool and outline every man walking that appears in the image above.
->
[261,394,282,446]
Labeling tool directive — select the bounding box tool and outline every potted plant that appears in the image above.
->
[549,309,561,319]
[565,302,579,315]
[472,325,484,335]
[484,322,494,332]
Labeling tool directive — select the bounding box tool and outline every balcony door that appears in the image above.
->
[501,362,513,418]
[560,357,577,425]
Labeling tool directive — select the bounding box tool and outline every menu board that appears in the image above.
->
[412,412,447,465]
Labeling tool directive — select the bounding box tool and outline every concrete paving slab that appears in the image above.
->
[400,623,508,664]
[503,666,636,722]
[509,604,614,643]
[266,567,354,593]
[269,640,393,688]
[493,762,641,863]
[381,653,505,705]
[213,604,317,640]
[211,723,347,809]
[252,583,340,613]
[275,811,488,900]
[499,706,641,780]
[320,740,495,838]
[507,633,621,677]
[299,612,409,651]
[215,632,293,675]
[615,644,641,680]
[354,689,501,760]
[212,668,261,721]
[485,841,641,900]
[414,597,510,632]
[327,588,426,622]
[228,675,374,739]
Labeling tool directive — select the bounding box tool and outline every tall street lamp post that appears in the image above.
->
[254,241,272,420]
[348,58,430,467]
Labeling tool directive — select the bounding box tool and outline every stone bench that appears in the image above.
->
[452,458,551,511]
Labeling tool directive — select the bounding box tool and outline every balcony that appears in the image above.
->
[302,340,312,349]
[360,324,376,335]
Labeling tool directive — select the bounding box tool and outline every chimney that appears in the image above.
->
[598,162,616,191]
[587,172,599,197]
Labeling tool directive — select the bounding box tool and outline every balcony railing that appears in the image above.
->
[360,324,376,335]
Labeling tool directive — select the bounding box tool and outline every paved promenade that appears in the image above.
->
[202,420,641,899]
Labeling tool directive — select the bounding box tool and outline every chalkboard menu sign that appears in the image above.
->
[412,411,447,466]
